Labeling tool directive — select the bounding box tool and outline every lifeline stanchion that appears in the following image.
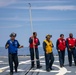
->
[28,3,36,67]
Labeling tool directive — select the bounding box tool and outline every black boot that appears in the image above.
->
[10,72,13,75]
[37,65,42,69]
[46,69,50,72]
[15,66,18,73]
[69,64,72,66]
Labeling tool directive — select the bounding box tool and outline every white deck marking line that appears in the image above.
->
[0,70,4,73]
[54,64,71,75]
[0,61,8,65]
[0,63,8,64]
[0,66,9,70]
[19,56,44,65]
[30,64,71,75]
[30,64,71,74]
[29,61,71,75]
[0,66,9,73]
[0,56,71,75]
[0,56,44,73]
[40,60,59,63]
[30,69,59,73]
[6,69,25,72]
[0,61,3,63]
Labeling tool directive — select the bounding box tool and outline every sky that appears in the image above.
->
[0,0,76,47]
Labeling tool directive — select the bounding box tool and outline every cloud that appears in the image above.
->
[0,0,61,7]
[40,5,76,10]
[0,0,75,11]
[0,17,76,21]
[0,0,71,7]
[7,5,76,11]
[0,0,16,7]
[0,17,28,21]
[16,0,69,4]
[30,5,76,11]
[0,25,24,28]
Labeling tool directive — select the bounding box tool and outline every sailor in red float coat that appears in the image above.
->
[29,36,39,48]
[66,38,76,48]
[66,33,76,66]
[29,32,42,68]
[56,34,66,67]
[58,38,66,51]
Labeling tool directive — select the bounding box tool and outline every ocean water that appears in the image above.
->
[0,47,67,56]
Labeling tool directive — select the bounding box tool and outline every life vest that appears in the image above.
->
[67,38,76,48]
[44,40,53,54]
[6,40,19,54]
[58,38,66,51]
[30,37,39,48]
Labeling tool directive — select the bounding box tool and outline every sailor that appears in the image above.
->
[5,32,23,75]
[29,32,42,68]
[66,33,76,66]
[56,34,66,67]
[43,34,54,72]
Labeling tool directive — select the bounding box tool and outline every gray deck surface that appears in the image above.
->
[0,56,76,75]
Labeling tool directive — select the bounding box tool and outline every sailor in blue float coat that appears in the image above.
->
[5,32,23,75]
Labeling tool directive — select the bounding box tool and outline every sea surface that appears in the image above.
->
[0,47,67,56]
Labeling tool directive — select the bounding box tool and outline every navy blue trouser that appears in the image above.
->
[8,53,18,73]
[58,50,65,66]
[29,48,40,67]
[45,52,54,70]
[67,48,76,65]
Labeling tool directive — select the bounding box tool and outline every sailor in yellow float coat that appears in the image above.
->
[44,39,53,54]
[43,34,54,72]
